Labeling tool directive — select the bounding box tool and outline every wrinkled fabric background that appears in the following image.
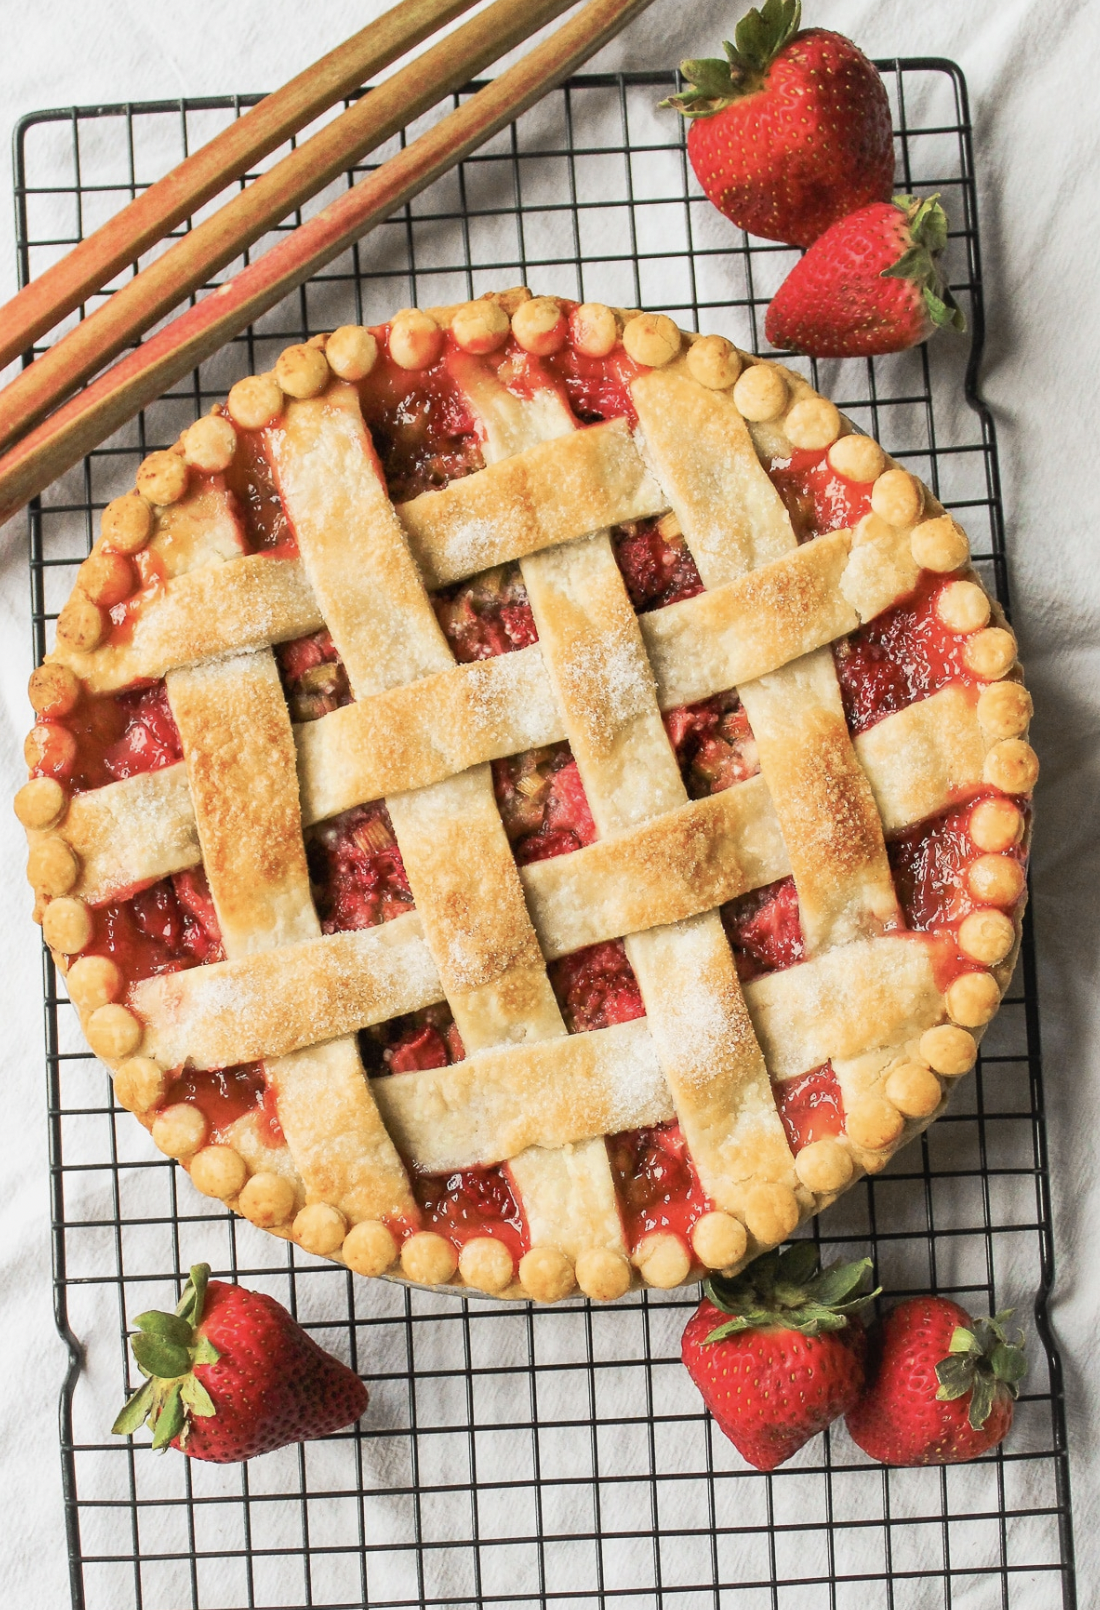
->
[0,1,1096,1601]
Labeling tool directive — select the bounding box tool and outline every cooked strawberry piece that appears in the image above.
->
[86,867,225,981]
[773,1062,844,1152]
[493,747,597,864]
[542,339,642,424]
[767,446,873,541]
[359,1004,466,1077]
[612,517,704,610]
[550,939,645,1032]
[413,1163,527,1262]
[664,690,758,797]
[434,564,538,663]
[607,1121,711,1247]
[721,876,804,980]
[834,572,973,734]
[307,803,414,933]
[42,681,184,794]
[388,1024,450,1073]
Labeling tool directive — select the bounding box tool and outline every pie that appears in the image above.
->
[15,288,1036,1304]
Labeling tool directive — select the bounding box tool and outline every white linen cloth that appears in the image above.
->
[0,1,1096,1602]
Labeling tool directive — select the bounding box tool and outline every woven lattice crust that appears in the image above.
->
[17,290,1037,1304]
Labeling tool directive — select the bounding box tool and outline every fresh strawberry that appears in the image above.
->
[765,194,966,356]
[112,1263,368,1462]
[845,1296,1026,1465]
[662,0,894,247]
[681,1242,877,1471]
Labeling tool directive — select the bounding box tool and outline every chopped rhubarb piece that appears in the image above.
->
[665,690,758,797]
[773,1063,844,1152]
[388,1024,450,1073]
[276,628,352,722]
[550,939,645,1033]
[607,1122,711,1247]
[721,876,804,981]
[307,803,414,934]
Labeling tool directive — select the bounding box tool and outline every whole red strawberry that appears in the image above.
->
[662,0,894,247]
[765,194,966,356]
[681,1242,877,1471]
[112,1263,368,1462]
[846,1297,1026,1465]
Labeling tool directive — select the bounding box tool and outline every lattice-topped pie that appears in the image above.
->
[16,288,1036,1303]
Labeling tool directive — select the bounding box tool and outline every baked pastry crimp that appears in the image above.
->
[16,289,1036,1303]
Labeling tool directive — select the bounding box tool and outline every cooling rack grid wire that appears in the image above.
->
[14,60,1075,1610]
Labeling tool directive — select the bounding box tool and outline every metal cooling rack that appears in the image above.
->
[14,59,1075,1610]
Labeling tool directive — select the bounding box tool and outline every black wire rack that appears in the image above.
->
[14,59,1076,1610]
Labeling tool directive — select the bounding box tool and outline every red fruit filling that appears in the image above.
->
[492,745,597,864]
[888,795,1028,939]
[665,691,758,798]
[224,427,296,555]
[607,1121,710,1250]
[834,572,976,735]
[84,867,224,983]
[434,564,538,662]
[31,681,182,794]
[773,1063,844,1153]
[612,516,703,611]
[766,447,873,542]
[721,876,804,982]
[541,337,642,425]
[307,803,414,934]
[359,1003,466,1077]
[164,1064,282,1148]
[412,1162,527,1264]
[357,338,484,503]
[550,939,645,1033]
[276,628,352,723]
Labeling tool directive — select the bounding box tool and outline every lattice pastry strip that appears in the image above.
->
[17,290,1038,1302]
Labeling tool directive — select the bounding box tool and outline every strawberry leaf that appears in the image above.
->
[111,1379,156,1437]
[967,1372,997,1432]
[131,1333,191,1381]
[192,1334,221,1368]
[991,1342,1028,1388]
[176,1263,211,1327]
[180,1374,217,1418]
[132,1310,193,1347]
[705,1245,877,1339]
[730,0,802,77]
[151,1382,185,1451]
[660,0,801,118]
[934,1356,975,1400]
